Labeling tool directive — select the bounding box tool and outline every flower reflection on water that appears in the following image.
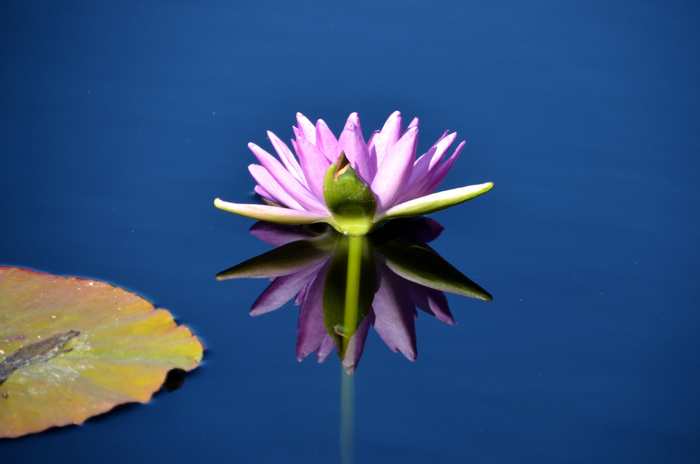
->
[217,218,491,374]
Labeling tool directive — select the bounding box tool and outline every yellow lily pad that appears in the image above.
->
[0,266,203,438]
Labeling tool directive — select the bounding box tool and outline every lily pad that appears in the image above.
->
[0,266,203,438]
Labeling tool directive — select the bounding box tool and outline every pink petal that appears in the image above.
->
[366,130,379,152]
[397,151,433,203]
[315,119,338,163]
[249,164,304,210]
[346,112,362,132]
[428,131,457,171]
[249,143,327,212]
[337,114,374,183]
[419,140,465,196]
[295,135,333,200]
[253,184,278,205]
[296,113,316,144]
[396,131,455,203]
[373,111,403,167]
[371,126,418,211]
[412,131,450,179]
[267,131,305,185]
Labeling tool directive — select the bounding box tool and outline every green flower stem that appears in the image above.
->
[323,234,376,361]
[340,367,355,464]
[341,235,363,354]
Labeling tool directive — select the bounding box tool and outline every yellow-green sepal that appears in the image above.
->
[377,182,494,223]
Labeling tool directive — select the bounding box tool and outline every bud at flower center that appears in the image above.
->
[323,152,377,235]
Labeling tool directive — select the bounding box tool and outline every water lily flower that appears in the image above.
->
[215,112,493,235]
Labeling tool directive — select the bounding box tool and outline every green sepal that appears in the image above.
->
[376,238,492,301]
[376,182,494,224]
[215,231,339,280]
[214,198,329,225]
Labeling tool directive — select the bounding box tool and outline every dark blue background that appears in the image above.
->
[1,1,699,463]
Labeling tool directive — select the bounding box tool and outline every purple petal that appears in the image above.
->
[341,315,372,374]
[337,114,374,183]
[315,119,338,163]
[249,143,327,212]
[384,217,444,243]
[294,278,312,305]
[411,217,444,242]
[295,135,333,200]
[250,276,298,316]
[296,266,329,361]
[370,126,418,211]
[424,289,455,325]
[371,270,418,361]
[250,262,325,316]
[316,335,335,362]
[249,221,323,246]
[407,283,455,324]
[267,131,305,185]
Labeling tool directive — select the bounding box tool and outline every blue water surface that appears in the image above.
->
[1,1,699,463]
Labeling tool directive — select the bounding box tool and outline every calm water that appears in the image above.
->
[1,1,699,463]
